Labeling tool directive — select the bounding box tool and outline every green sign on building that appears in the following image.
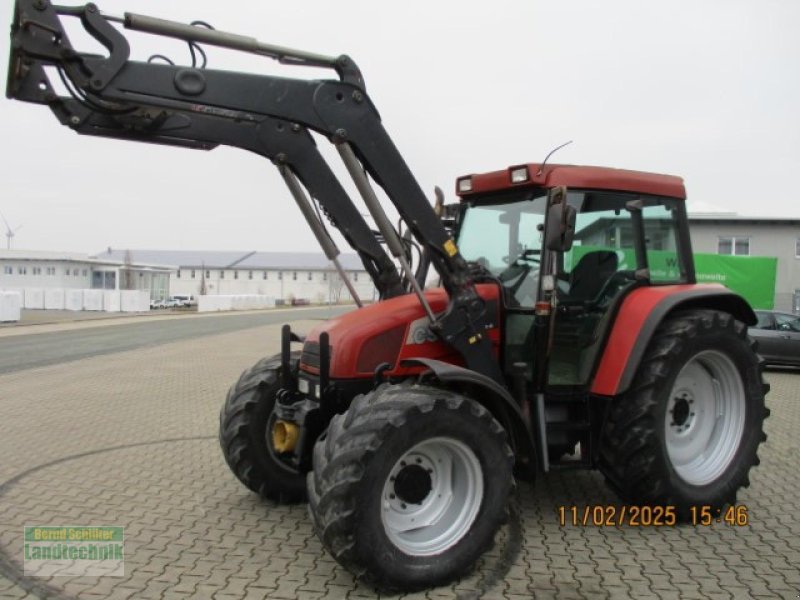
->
[569,246,777,309]
[693,254,777,310]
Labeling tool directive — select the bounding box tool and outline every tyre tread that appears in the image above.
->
[599,309,769,515]
[219,351,305,503]
[307,382,513,589]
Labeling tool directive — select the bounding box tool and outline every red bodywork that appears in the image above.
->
[300,284,501,379]
[302,162,701,396]
[458,163,686,200]
[590,283,728,396]
[302,282,730,397]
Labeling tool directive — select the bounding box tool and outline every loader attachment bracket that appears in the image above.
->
[9,1,129,95]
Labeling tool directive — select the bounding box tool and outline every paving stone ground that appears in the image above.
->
[0,319,798,599]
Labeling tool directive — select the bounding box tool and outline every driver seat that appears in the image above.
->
[567,250,618,302]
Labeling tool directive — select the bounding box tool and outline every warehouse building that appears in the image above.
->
[0,249,173,301]
[688,215,800,312]
[7,213,798,312]
[96,249,376,304]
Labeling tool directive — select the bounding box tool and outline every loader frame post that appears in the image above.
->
[281,324,292,389]
[319,332,331,409]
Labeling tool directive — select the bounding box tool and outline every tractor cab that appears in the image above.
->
[455,164,693,389]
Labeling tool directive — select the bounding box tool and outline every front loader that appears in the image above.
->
[8,1,770,590]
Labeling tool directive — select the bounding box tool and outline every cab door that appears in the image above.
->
[547,191,688,387]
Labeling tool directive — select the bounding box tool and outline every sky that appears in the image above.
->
[0,0,798,254]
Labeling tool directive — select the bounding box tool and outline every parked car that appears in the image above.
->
[749,310,800,366]
[170,294,196,307]
[150,299,166,310]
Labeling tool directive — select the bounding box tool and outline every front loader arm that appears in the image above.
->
[8,0,504,382]
[12,56,406,300]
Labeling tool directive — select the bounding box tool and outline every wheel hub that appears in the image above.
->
[393,463,433,505]
[669,391,695,432]
[380,437,483,556]
[664,350,746,486]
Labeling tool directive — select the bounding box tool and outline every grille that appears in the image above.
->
[300,341,331,370]
[301,341,319,369]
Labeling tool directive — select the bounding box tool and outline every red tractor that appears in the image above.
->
[8,2,769,590]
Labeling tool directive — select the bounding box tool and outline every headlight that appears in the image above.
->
[510,166,529,183]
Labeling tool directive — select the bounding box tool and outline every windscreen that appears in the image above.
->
[457,191,549,307]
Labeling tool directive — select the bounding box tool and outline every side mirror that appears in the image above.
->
[545,187,576,252]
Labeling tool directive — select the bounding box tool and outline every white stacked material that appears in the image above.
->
[83,289,104,311]
[198,295,233,312]
[65,289,83,311]
[199,295,275,312]
[0,291,21,322]
[23,288,45,309]
[120,290,150,312]
[231,295,251,310]
[103,290,121,312]
[254,295,276,309]
[44,288,66,310]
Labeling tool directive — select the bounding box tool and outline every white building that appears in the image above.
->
[96,250,376,304]
[0,249,173,301]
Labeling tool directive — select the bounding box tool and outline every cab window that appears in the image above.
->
[754,312,774,330]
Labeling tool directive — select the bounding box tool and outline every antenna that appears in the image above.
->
[0,212,23,250]
[537,140,573,176]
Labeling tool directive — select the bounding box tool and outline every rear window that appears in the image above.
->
[754,312,773,329]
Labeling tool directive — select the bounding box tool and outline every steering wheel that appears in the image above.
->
[590,270,637,308]
[498,249,541,306]
[509,248,540,265]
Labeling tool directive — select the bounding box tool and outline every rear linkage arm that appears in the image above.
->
[8,0,504,383]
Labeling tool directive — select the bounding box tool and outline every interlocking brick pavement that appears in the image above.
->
[0,318,798,599]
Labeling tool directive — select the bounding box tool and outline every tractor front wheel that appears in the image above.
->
[307,383,513,590]
[599,309,769,518]
[219,351,307,503]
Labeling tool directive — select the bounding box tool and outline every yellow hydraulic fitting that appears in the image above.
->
[272,420,300,453]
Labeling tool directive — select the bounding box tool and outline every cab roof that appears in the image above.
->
[456,163,686,200]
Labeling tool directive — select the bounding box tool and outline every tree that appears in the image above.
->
[199,261,207,296]
[328,270,346,304]
[122,249,134,290]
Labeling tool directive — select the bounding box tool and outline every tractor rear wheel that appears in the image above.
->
[599,309,769,518]
[219,351,306,503]
[307,382,513,590]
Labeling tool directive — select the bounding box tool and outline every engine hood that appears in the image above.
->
[300,285,501,379]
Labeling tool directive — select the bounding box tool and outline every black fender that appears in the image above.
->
[400,357,537,479]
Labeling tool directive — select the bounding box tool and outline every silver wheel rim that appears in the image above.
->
[665,350,746,486]
[380,437,483,556]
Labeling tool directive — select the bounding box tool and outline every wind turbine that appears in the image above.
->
[0,212,23,250]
